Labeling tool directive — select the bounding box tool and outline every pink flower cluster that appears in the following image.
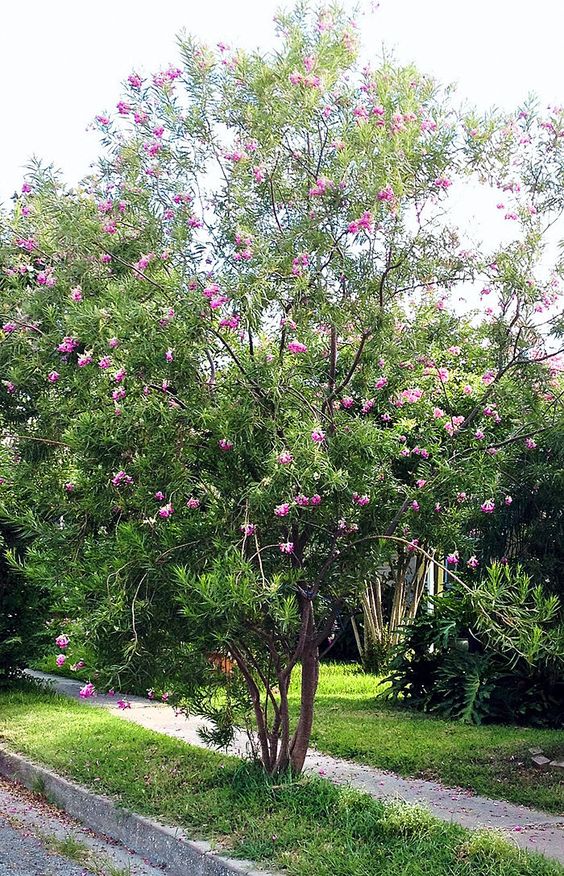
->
[352,493,370,506]
[79,683,96,699]
[112,470,134,487]
[347,211,373,234]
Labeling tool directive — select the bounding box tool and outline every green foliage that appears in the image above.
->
[0,522,48,684]
[384,564,564,727]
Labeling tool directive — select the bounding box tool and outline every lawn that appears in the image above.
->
[0,686,562,876]
[288,664,564,814]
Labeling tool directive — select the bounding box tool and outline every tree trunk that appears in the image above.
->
[289,641,319,774]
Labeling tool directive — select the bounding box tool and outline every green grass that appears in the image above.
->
[288,663,564,814]
[0,687,562,876]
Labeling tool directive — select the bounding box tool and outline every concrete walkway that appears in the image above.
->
[28,671,564,863]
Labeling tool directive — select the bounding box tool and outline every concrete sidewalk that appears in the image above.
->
[27,670,564,863]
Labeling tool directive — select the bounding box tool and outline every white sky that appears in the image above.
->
[1,0,563,206]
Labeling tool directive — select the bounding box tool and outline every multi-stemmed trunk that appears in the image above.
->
[230,601,321,776]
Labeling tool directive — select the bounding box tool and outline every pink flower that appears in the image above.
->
[79,683,96,699]
[2,322,17,334]
[348,210,373,234]
[446,552,459,566]
[117,699,131,710]
[481,370,496,385]
[279,541,294,554]
[411,500,420,511]
[186,497,200,509]
[219,315,240,330]
[287,340,307,354]
[55,634,69,649]
[112,470,133,487]
[416,479,427,488]
[361,399,374,414]
[295,494,310,507]
[375,376,388,390]
[463,384,473,395]
[292,252,310,276]
[481,499,495,513]
[159,503,174,518]
[16,237,37,251]
[108,337,120,349]
[135,253,155,272]
[57,336,78,354]
[165,348,174,362]
[113,368,126,383]
[309,176,333,197]
[467,555,479,569]
[47,371,60,383]
[474,429,485,440]
[310,494,321,506]
[64,482,74,492]
[219,438,234,451]
[112,388,126,402]
[240,523,256,536]
[457,492,467,503]
[525,438,537,449]
[56,654,66,667]
[116,100,130,115]
[154,491,165,501]
[401,388,423,403]
[377,185,394,202]
[128,73,143,88]
[433,407,445,419]
[447,346,461,355]
[77,353,93,367]
[70,660,85,671]
[311,428,325,443]
[434,176,452,189]
[341,396,354,409]
[161,692,170,703]
[98,356,112,369]
[147,689,155,700]
[253,165,266,183]
[437,367,449,383]
[275,503,290,517]
[277,450,293,464]
[407,538,420,552]
[504,495,513,506]
[352,493,370,506]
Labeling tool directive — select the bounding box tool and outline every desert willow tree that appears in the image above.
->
[1,4,564,774]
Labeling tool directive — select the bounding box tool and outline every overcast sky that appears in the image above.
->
[1,0,563,205]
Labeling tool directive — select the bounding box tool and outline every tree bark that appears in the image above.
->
[289,638,319,773]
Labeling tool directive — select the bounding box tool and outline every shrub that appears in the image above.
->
[384,564,564,727]
[0,522,48,685]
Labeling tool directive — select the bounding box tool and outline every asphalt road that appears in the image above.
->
[0,815,92,875]
[0,776,165,876]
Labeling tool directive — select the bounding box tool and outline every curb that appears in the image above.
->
[0,747,274,876]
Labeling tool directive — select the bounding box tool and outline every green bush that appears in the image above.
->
[0,522,49,685]
[384,563,564,727]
